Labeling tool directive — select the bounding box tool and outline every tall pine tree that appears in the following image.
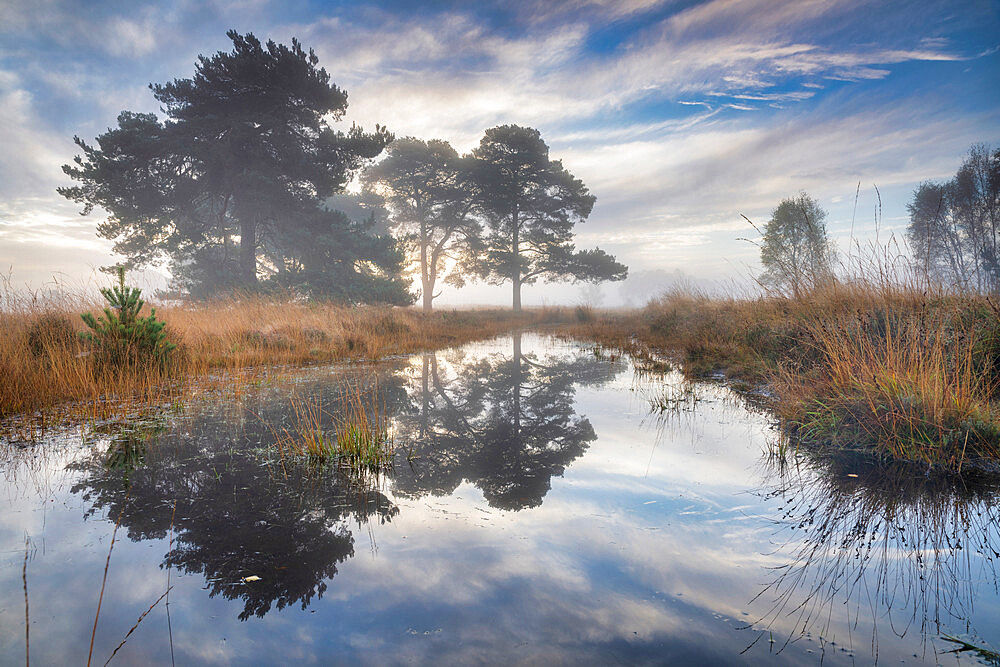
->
[469,125,626,311]
[363,138,481,311]
[60,30,406,302]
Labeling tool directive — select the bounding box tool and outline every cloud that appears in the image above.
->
[0,72,77,218]
[103,16,160,58]
[290,0,972,159]
[0,69,157,288]
[0,0,996,296]
[515,0,671,25]
[1,1,159,58]
[539,90,998,285]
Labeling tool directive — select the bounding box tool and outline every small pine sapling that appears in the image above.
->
[80,267,177,369]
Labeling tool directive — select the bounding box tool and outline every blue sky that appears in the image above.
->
[1,0,997,304]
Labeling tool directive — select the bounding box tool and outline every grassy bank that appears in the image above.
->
[568,283,1000,470]
[6,282,1000,471]
[0,296,576,425]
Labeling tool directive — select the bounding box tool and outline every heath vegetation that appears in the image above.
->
[568,145,1000,471]
[0,280,581,426]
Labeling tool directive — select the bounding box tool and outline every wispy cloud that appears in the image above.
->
[0,0,996,299]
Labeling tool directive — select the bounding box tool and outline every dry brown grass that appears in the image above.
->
[769,289,1000,467]
[564,279,1000,468]
[6,271,999,469]
[0,294,575,426]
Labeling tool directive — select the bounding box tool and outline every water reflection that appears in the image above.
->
[752,453,1000,654]
[69,334,623,620]
[91,414,169,478]
[9,335,995,662]
[70,375,404,621]
[394,332,627,509]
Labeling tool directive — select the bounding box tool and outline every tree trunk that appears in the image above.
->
[239,217,257,287]
[422,280,434,312]
[420,353,430,439]
[512,209,521,313]
[512,332,522,434]
[420,220,432,312]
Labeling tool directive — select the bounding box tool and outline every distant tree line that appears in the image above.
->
[907,144,1000,293]
[60,30,627,311]
[758,143,998,297]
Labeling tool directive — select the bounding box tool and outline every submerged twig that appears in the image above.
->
[940,634,1000,664]
[23,536,29,667]
[103,587,173,666]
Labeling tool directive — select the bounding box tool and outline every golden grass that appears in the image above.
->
[0,294,576,425]
[564,279,1000,468]
[5,272,999,469]
[771,292,1000,467]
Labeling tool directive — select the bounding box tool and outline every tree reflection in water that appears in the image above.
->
[752,453,1000,656]
[394,332,627,509]
[71,371,404,621]
[70,334,625,620]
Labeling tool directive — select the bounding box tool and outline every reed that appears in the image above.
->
[648,382,701,414]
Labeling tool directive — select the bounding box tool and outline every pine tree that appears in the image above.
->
[80,267,177,369]
[469,125,627,312]
[60,30,394,299]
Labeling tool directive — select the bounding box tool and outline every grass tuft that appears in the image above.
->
[269,383,394,476]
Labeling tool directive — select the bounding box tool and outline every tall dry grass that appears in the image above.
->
[771,288,1000,467]
[672,284,996,467]
[566,271,1000,468]
[0,289,576,425]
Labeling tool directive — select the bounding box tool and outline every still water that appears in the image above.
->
[2,334,998,665]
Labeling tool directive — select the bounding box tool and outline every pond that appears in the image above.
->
[2,333,999,665]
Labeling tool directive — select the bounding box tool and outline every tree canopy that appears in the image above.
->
[469,125,627,311]
[59,30,410,304]
[759,192,836,297]
[362,138,481,311]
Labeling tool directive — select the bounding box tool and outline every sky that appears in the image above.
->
[0,0,998,306]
